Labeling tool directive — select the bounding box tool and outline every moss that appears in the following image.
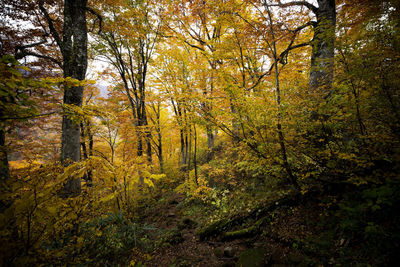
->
[197,218,231,241]
[236,248,268,267]
[223,216,270,240]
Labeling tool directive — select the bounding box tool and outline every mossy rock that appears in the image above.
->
[236,248,268,267]
[213,247,224,258]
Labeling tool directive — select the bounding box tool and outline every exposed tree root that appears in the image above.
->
[197,191,303,241]
[222,215,271,240]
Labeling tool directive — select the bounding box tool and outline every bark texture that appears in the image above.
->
[309,0,336,93]
[60,0,88,195]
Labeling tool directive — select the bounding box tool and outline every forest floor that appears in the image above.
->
[127,178,400,267]
[142,193,237,266]
[135,190,327,266]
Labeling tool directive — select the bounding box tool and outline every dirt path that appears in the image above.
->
[142,194,240,266]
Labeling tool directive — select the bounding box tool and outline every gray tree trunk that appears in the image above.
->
[309,0,336,93]
[60,0,88,195]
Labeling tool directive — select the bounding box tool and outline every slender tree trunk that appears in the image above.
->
[187,124,192,171]
[158,141,163,172]
[87,121,93,184]
[80,122,92,185]
[61,0,88,196]
[206,125,215,149]
[0,125,10,214]
[266,4,300,191]
[80,122,88,159]
[193,124,198,185]
[137,129,143,157]
[180,129,186,166]
[146,131,152,163]
[0,126,9,181]
[184,128,189,167]
[156,104,163,172]
[0,124,10,212]
[230,102,239,137]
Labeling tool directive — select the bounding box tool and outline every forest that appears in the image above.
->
[1,0,399,266]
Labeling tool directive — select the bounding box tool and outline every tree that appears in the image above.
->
[268,0,336,92]
[94,0,161,167]
[165,0,230,152]
[3,0,90,195]
[59,0,88,194]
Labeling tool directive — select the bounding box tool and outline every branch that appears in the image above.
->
[15,37,47,51]
[290,20,316,33]
[0,111,58,122]
[278,42,310,64]
[183,40,205,51]
[38,1,63,50]
[15,49,62,68]
[86,6,103,34]
[14,34,62,67]
[266,0,318,14]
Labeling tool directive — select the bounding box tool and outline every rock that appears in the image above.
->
[214,247,224,258]
[224,246,235,258]
[236,248,267,267]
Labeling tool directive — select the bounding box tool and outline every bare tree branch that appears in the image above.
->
[0,111,58,121]
[38,1,63,50]
[86,6,103,34]
[15,49,62,68]
[266,0,318,13]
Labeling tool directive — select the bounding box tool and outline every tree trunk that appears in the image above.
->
[188,124,192,171]
[193,124,198,185]
[158,140,163,173]
[230,101,239,137]
[0,126,9,181]
[206,125,215,149]
[180,129,186,166]
[0,125,10,216]
[156,104,163,172]
[137,128,143,157]
[309,0,336,93]
[146,130,152,163]
[60,0,88,196]
[266,4,300,191]
[80,122,92,185]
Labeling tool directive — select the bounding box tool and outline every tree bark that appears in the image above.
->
[0,126,9,181]
[268,0,336,92]
[309,0,336,93]
[206,125,215,149]
[60,0,88,196]
[155,104,163,172]
[80,121,93,185]
[193,124,198,185]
